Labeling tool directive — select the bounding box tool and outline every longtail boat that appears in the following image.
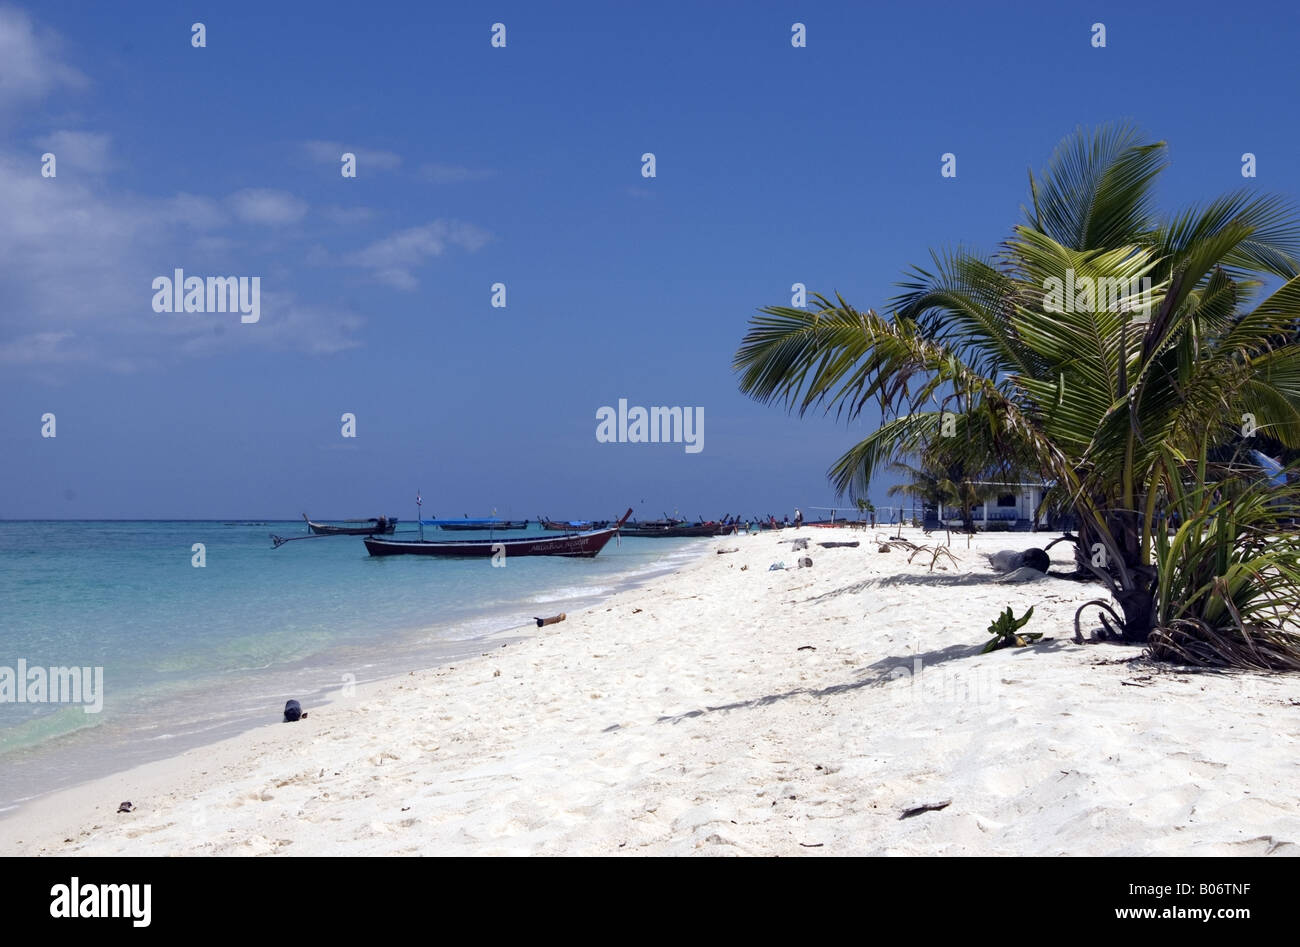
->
[539,516,612,532]
[303,514,398,536]
[365,509,633,558]
[424,518,529,531]
[620,521,738,538]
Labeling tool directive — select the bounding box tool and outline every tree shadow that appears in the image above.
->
[802,570,1088,604]
[654,638,1070,725]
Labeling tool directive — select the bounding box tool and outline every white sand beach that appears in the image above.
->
[4,527,1298,857]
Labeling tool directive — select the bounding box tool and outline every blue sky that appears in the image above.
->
[2,0,1298,519]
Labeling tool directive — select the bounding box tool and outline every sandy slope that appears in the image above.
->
[3,527,1298,856]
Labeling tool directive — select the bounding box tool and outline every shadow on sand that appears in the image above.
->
[654,638,1072,725]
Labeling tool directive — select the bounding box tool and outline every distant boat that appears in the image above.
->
[539,517,612,532]
[620,521,737,538]
[422,518,530,531]
[303,514,398,536]
[366,510,633,558]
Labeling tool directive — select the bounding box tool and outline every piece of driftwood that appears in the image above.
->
[535,613,566,627]
[716,547,740,555]
[898,799,952,820]
[818,541,860,548]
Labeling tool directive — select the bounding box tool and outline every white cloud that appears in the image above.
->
[33,130,112,172]
[0,6,87,110]
[162,193,228,230]
[303,139,401,171]
[0,330,76,364]
[0,147,364,370]
[320,204,376,226]
[371,267,418,291]
[228,188,308,225]
[0,149,151,331]
[347,220,491,289]
[173,292,364,357]
[420,163,494,184]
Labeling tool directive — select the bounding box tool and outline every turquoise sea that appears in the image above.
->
[0,520,705,814]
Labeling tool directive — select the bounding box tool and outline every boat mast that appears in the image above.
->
[417,491,424,542]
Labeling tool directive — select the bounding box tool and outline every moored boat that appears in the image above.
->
[620,521,738,538]
[365,510,633,558]
[539,516,612,532]
[303,514,398,536]
[426,518,529,531]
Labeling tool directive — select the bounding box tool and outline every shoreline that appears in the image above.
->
[0,535,710,823]
[4,526,1297,856]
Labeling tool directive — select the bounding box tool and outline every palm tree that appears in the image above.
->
[885,457,1002,533]
[734,123,1300,665]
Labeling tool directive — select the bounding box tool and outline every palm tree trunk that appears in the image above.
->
[1072,503,1157,641]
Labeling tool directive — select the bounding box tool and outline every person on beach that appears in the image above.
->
[794,509,803,527]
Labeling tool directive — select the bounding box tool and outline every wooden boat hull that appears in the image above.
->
[304,515,398,536]
[540,518,611,532]
[620,523,736,538]
[436,520,529,531]
[365,527,618,558]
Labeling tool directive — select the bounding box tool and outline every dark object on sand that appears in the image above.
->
[1021,548,1050,572]
[283,699,308,722]
[117,801,134,813]
[899,799,952,820]
[818,541,860,548]
[535,613,566,627]
[987,547,1050,573]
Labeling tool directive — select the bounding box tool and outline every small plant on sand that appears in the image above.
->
[982,605,1039,652]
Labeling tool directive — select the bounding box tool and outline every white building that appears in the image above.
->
[935,481,1048,531]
